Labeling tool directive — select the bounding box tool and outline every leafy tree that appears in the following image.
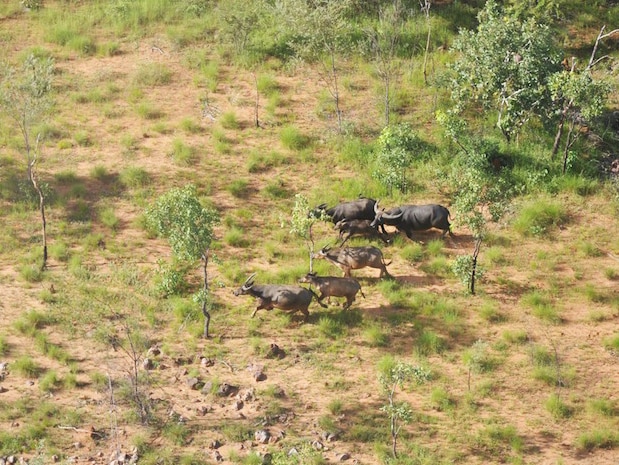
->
[449,0,563,142]
[278,0,353,133]
[145,185,219,338]
[549,27,614,173]
[364,0,407,127]
[372,123,423,195]
[378,356,430,458]
[438,111,513,294]
[0,54,54,269]
[289,193,325,273]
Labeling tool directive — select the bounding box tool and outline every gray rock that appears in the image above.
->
[254,429,270,444]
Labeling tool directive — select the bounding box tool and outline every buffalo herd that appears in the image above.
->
[234,197,453,319]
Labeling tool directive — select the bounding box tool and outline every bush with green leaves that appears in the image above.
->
[372,123,425,194]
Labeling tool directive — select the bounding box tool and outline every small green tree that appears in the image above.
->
[364,0,407,127]
[0,54,54,269]
[145,185,219,338]
[372,123,423,195]
[549,26,614,172]
[289,193,324,273]
[279,0,353,133]
[378,356,430,458]
[438,110,513,294]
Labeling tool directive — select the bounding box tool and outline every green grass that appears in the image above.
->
[280,125,312,151]
[0,334,8,356]
[12,356,42,378]
[575,429,619,452]
[170,138,196,165]
[120,166,151,188]
[512,199,568,237]
[133,63,173,86]
[220,111,240,130]
[545,393,573,419]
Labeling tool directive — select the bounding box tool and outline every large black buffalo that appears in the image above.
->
[371,203,453,240]
[314,197,387,234]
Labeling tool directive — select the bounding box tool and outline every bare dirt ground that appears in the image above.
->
[1,13,618,465]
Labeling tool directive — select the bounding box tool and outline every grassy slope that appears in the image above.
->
[0,1,618,464]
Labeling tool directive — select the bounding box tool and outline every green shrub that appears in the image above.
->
[224,227,250,248]
[227,179,250,198]
[545,393,573,419]
[415,329,445,356]
[430,387,456,411]
[179,118,202,133]
[220,111,240,130]
[362,324,389,347]
[120,166,150,188]
[170,138,195,165]
[513,199,567,237]
[99,207,120,231]
[134,63,173,86]
[280,125,311,151]
[19,264,44,283]
[0,334,9,356]
[39,370,61,393]
[576,430,619,451]
[256,74,279,95]
[12,356,41,378]
[136,101,164,120]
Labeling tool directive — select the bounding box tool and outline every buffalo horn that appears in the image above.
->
[243,272,257,290]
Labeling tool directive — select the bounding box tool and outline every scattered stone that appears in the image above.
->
[247,363,266,381]
[202,381,213,395]
[337,453,351,461]
[260,452,273,465]
[51,455,59,463]
[268,429,285,443]
[186,377,202,390]
[312,441,324,450]
[6,457,16,465]
[142,358,154,370]
[237,388,255,402]
[211,450,224,462]
[288,448,299,456]
[255,429,270,444]
[196,405,212,416]
[147,346,161,357]
[73,442,83,449]
[217,382,238,397]
[0,386,7,393]
[233,399,244,411]
[174,357,192,366]
[270,386,286,398]
[201,357,215,367]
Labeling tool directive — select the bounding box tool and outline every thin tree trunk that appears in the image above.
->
[201,249,211,338]
[551,112,565,159]
[470,238,481,295]
[562,121,577,174]
[28,135,47,270]
[252,72,260,128]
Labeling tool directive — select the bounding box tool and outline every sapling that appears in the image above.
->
[378,357,430,458]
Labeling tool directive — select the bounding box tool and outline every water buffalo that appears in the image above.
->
[334,219,391,246]
[313,246,392,278]
[233,273,326,319]
[299,273,365,310]
[371,203,453,240]
[313,197,388,234]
